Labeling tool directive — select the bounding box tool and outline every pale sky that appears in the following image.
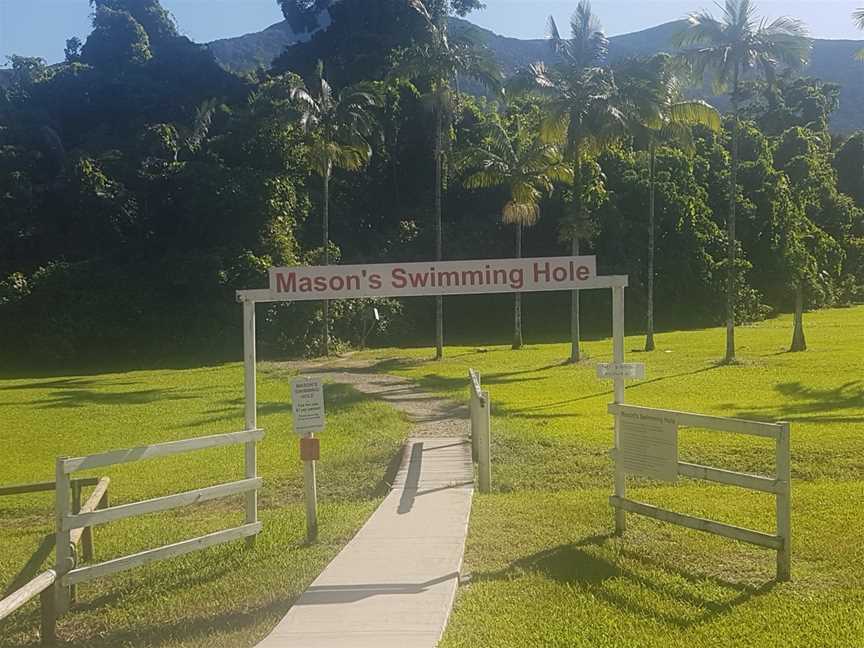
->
[2,0,862,65]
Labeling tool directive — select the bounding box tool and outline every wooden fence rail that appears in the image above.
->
[0,569,56,645]
[0,476,109,645]
[55,428,264,619]
[608,403,792,581]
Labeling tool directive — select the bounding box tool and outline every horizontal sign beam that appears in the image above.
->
[609,496,781,550]
[235,257,628,303]
[62,429,264,474]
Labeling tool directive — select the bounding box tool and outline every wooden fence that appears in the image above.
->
[0,476,110,645]
[54,428,264,614]
[608,403,792,581]
[468,369,491,493]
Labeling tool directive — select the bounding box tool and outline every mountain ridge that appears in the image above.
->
[204,16,864,132]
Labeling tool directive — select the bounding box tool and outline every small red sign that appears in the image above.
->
[300,437,320,462]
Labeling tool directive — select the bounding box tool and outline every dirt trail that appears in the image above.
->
[279,355,468,438]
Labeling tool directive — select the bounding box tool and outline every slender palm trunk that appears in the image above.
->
[569,163,583,364]
[725,69,740,364]
[434,106,444,360]
[645,142,657,352]
[513,223,523,350]
[790,283,807,352]
[322,164,331,356]
[570,236,582,363]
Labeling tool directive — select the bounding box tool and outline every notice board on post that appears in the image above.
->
[291,376,325,436]
[618,409,678,482]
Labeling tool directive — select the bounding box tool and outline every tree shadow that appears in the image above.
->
[727,380,864,423]
[183,383,367,427]
[473,534,776,629]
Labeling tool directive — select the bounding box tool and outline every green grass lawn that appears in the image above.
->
[0,362,408,647]
[365,306,864,647]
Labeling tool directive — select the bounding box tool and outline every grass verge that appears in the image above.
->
[0,361,408,647]
[365,306,864,647]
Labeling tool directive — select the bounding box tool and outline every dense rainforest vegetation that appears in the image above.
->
[1,0,863,365]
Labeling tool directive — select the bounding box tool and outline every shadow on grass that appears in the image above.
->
[0,374,218,410]
[185,382,370,427]
[481,363,724,420]
[2,534,54,596]
[474,534,776,629]
[727,380,864,424]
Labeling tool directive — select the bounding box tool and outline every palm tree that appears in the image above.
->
[616,54,721,352]
[854,9,864,59]
[513,2,623,363]
[674,0,810,363]
[459,121,573,349]
[291,62,378,356]
[393,1,501,360]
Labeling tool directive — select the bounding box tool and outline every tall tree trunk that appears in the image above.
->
[322,164,331,356]
[725,68,740,364]
[790,283,807,352]
[645,142,657,352]
[569,162,583,364]
[513,223,523,350]
[434,106,444,360]
[570,236,582,364]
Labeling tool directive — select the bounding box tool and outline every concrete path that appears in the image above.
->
[256,358,474,648]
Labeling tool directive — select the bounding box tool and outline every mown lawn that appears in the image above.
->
[368,306,864,647]
[0,362,408,647]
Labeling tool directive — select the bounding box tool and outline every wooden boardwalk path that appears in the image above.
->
[257,359,474,647]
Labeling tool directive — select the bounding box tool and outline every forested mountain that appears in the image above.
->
[1,0,862,365]
[208,17,864,132]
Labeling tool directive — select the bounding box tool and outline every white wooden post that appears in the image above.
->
[776,422,792,581]
[304,434,319,543]
[242,299,258,545]
[469,392,479,462]
[612,285,626,535]
[54,459,72,614]
[477,391,492,494]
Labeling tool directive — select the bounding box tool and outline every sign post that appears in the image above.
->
[291,376,325,542]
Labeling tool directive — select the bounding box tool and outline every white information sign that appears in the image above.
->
[291,377,325,436]
[619,409,678,482]
[597,363,646,380]
[268,256,597,301]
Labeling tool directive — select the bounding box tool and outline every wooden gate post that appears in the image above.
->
[612,285,627,535]
[477,391,492,494]
[242,299,258,547]
[54,459,72,615]
[776,422,792,581]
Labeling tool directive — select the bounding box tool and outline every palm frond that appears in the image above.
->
[667,100,721,131]
[464,169,505,190]
[503,200,540,226]
[855,9,864,30]
[672,12,725,48]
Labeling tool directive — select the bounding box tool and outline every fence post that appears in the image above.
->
[54,459,72,615]
[70,481,81,602]
[776,422,792,581]
[242,299,258,547]
[469,394,478,463]
[477,391,492,494]
[612,285,627,535]
[40,583,56,645]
